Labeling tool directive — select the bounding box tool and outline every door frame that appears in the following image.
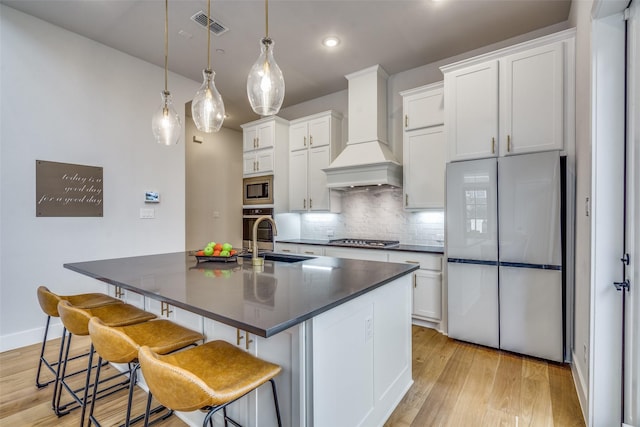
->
[624,1,639,424]
[589,3,627,426]
[590,0,639,425]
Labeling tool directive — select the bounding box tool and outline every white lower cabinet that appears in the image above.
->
[195,318,302,427]
[311,274,412,426]
[387,252,443,325]
[275,243,324,256]
[323,246,388,262]
[413,270,442,320]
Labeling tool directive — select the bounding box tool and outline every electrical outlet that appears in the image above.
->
[365,317,373,342]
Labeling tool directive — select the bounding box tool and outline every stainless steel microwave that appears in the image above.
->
[243,175,273,206]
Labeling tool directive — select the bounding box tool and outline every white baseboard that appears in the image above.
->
[0,320,64,353]
[571,350,589,425]
[411,317,442,333]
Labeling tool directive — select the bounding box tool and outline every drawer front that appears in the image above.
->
[387,251,442,271]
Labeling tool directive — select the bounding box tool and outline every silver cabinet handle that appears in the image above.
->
[304,136,307,147]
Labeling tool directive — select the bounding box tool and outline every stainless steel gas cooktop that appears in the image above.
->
[328,238,400,248]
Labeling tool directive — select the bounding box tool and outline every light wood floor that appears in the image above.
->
[0,326,584,426]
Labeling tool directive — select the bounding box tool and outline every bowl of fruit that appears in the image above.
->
[194,242,238,263]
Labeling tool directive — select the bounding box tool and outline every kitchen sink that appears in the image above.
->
[239,253,316,263]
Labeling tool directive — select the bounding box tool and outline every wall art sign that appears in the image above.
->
[36,160,103,217]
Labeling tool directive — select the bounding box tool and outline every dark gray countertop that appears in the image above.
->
[64,252,418,338]
[276,239,445,254]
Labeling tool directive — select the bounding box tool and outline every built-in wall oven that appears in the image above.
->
[242,207,274,252]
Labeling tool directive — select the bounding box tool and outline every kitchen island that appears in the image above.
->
[64,252,418,427]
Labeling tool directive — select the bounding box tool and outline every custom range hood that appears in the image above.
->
[323,65,402,188]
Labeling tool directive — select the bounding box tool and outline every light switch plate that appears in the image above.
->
[140,208,155,219]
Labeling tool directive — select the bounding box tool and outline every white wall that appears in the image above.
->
[0,5,199,351]
[568,0,594,418]
[185,118,243,251]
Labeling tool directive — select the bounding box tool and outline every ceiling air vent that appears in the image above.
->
[190,11,228,36]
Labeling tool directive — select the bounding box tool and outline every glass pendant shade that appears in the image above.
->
[247,38,285,116]
[192,69,225,133]
[152,91,182,146]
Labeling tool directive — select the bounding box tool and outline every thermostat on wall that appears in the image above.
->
[145,191,160,203]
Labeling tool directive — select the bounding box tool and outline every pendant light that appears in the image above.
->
[246,0,285,116]
[151,0,182,145]
[191,0,225,132]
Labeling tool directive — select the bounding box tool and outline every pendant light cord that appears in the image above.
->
[206,0,211,70]
[265,0,269,38]
[164,0,169,92]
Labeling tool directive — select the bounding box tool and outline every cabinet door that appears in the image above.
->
[256,150,274,174]
[446,60,499,161]
[243,126,258,152]
[413,270,442,321]
[501,42,564,155]
[202,319,252,425]
[256,122,275,150]
[243,152,257,175]
[298,244,324,256]
[404,126,446,209]
[289,150,308,211]
[308,116,331,148]
[308,146,331,211]
[251,328,300,427]
[403,87,444,131]
[275,243,299,253]
[289,122,308,152]
[324,247,388,262]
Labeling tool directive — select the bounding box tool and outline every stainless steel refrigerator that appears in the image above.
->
[446,151,564,362]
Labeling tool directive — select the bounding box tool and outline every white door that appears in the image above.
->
[590,6,629,426]
[405,126,446,209]
[625,1,639,424]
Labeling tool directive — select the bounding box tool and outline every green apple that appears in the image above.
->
[222,243,233,252]
[203,246,214,256]
[219,250,230,257]
[206,241,216,248]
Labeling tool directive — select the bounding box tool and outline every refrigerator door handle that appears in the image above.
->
[613,280,630,292]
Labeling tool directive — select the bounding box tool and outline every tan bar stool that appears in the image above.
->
[36,286,123,389]
[86,316,204,427]
[138,340,283,427]
[56,300,156,421]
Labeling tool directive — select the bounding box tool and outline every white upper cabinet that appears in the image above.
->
[442,30,574,162]
[400,82,447,210]
[241,116,290,211]
[402,84,444,131]
[243,121,275,152]
[404,125,446,209]
[444,61,499,161]
[500,42,564,156]
[288,111,342,213]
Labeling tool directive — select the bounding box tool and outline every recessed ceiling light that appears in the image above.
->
[322,36,340,48]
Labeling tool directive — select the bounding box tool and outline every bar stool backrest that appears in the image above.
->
[57,300,92,336]
[37,286,64,317]
[88,317,140,364]
[138,345,214,412]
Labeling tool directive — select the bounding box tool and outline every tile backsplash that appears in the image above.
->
[300,186,444,246]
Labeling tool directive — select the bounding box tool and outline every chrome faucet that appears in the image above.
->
[252,215,277,266]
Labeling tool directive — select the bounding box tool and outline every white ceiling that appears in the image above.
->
[1,0,572,129]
